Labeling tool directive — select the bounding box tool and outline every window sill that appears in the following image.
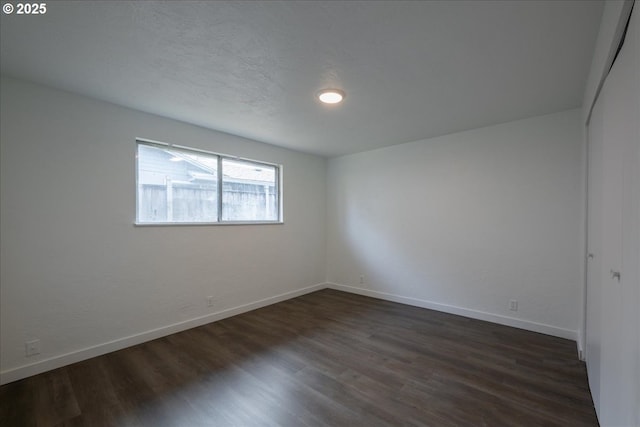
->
[134,221,284,227]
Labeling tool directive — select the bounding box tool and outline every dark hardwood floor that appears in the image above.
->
[0,289,598,426]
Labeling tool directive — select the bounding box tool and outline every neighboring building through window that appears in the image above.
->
[136,140,280,224]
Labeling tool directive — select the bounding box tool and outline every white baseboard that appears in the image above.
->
[1,282,582,385]
[327,283,579,342]
[0,283,326,385]
[577,329,585,361]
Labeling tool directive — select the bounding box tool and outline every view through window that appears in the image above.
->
[136,141,280,224]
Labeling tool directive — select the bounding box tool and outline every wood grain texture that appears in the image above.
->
[0,289,598,426]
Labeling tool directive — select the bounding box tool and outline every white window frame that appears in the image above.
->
[135,138,283,226]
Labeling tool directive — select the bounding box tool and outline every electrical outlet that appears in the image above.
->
[509,300,518,311]
[206,296,214,307]
[359,275,365,284]
[25,339,41,357]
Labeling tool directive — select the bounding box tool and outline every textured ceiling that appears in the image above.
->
[0,1,603,157]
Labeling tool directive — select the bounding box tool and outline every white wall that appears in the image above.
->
[0,75,593,386]
[327,109,585,340]
[0,76,327,383]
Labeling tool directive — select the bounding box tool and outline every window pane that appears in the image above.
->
[137,144,218,223]
[221,158,278,221]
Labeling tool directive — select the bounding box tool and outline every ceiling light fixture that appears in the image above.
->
[318,89,345,104]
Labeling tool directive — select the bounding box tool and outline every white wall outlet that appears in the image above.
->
[509,300,518,311]
[206,296,214,307]
[25,339,41,357]
[359,275,365,284]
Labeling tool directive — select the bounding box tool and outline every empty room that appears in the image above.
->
[1,1,638,426]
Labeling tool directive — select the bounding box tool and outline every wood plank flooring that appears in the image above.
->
[0,289,598,426]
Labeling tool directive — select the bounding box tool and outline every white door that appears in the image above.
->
[585,5,639,426]
[585,83,604,414]
[597,46,625,424]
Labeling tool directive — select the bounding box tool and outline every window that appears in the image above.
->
[136,140,280,224]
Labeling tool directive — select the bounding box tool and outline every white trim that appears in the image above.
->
[577,329,585,361]
[133,221,284,227]
[326,283,579,342]
[0,283,325,385]
[1,282,583,385]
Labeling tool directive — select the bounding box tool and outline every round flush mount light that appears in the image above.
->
[317,89,345,104]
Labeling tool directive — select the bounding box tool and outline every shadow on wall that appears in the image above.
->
[342,184,440,296]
